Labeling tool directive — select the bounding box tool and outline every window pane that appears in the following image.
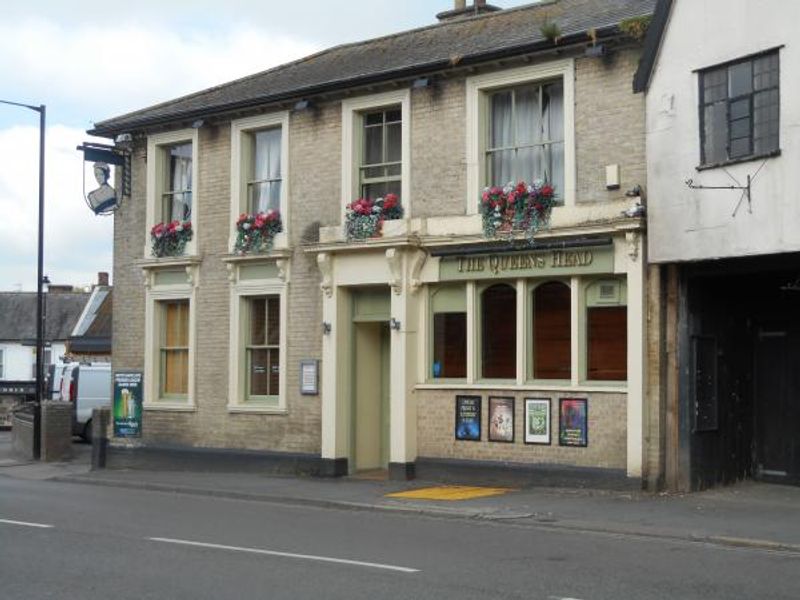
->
[533,282,571,379]
[754,89,779,154]
[254,128,281,183]
[386,163,401,177]
[267,296,280,346]
[488,149,514,187]
[268,348,280,395]
[543,82,564,143]
[754,53,779,90]
[490,91,513,148]
[729,137,751,159]
[728,61,752,97]
[516,146,544,184]
[729,98,750,121]
[164,301,188,347]
[169,144,192,192]
[481,284,516,379]
[433,313,467,378]
[702,67,727,103]
[385,108,401,123]
[249,181,281,213]
[365,112,383,126]
[703,102,727,164]
[386,122,402,163]
[249,298,266,345]
[729,116,750,140]
[515,86,540,145]
[548,142,564,195]
[163,349,188,395]
[587,306,627,381]
[364,125,383,165]
[249,348,270,396]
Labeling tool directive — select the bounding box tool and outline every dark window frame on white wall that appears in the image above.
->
[698,48,780,167]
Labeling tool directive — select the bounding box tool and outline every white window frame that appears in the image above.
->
[341,89,411,222]
[145,128,200,257]
[465,60,576,212]
[228,277,288,413]
[230,111,290,251]
[144,282,197,411]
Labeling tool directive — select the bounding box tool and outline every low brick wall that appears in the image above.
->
[40,401,73,462]
[12,408,35,461]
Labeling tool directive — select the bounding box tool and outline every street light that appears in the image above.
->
[1,99,46,460]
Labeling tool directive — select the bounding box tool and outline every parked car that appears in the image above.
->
[64,363,111,440]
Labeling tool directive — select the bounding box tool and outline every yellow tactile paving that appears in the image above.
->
[385,485,516,501]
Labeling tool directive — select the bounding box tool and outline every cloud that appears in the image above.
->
[0,18,320,127]
[0,124,112,290]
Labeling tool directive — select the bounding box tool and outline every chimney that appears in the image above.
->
[437,1,501,22]
[97,272,109,287]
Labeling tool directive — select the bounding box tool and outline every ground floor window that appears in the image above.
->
[481,283,517,379]
[160,299,190,398]
[430,285,467,379]
[532,280,571,380]
[245,295,281,401]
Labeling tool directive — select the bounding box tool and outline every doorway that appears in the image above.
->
[351,288,391,473]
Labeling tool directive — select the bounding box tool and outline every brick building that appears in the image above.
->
[92,0,655,485]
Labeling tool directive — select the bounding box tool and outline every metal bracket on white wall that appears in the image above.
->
[685,159,767,218]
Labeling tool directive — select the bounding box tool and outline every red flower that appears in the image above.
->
[515,182,527,195]
[383,193,398,210]
[541,185,554,198]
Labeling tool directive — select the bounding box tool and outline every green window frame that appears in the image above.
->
[359,107,402,200]
[429,285,467,380]
[244,295,280,405]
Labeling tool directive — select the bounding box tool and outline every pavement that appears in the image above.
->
[2,431,799,554]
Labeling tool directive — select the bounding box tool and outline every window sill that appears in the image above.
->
[696,149,781,171]
[416,382,627,393]
[143,401,196,412]
[227,403,287,415]
[221,249,292,264]
[139,255,202,269]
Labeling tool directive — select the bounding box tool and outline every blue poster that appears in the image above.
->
[455,395,481,441]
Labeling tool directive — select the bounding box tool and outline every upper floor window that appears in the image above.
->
[487,82,564,193]
[360,107,402,199]
[248,128,282,214]
[162,143,192,222]
[700,50,780,166]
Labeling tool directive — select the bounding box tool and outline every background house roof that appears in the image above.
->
[91,0,656,136]
[0,291,90,343]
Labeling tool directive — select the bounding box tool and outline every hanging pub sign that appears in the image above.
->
[455,395,482,441]
[77,141,129,215]
[113,371,143,438]
[559,398,588,447]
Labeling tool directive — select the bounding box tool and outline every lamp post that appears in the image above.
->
[1,99,46,460]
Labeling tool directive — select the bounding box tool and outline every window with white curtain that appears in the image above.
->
[359,107,402,200]
[162,142,193,222]
[248,128,282,213]
[486,81,564,194]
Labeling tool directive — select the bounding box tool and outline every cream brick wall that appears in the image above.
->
[112,46,645,462]
[417,389,627,469]
[575,49,646,203]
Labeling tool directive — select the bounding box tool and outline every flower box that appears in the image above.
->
[479,180,556,241]
[234,210,283,254]
[345,193,403,240]
[151,220,192,258]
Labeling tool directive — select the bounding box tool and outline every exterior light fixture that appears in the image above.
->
[191,119,204,129]
[322,321,332,335]
[294,99,311,111]
[390,318,401,331]
[115,133,133,143]
[412,77,430,89]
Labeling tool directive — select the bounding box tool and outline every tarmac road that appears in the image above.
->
[1,475,798,600]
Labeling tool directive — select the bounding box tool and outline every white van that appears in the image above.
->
[65,363,111,440]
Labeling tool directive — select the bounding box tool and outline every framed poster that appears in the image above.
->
[113,371,143,438]
[524,398,551,445]
[299,359,319,396]
[455,395,481,441]
[559,398,588,447]
[488,396,515,443]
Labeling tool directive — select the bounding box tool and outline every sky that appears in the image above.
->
[0,0,522,290]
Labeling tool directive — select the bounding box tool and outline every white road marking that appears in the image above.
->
[0,518,54,529]
[148,537,420,573]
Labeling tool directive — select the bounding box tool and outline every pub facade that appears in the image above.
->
[94,0,655,485]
